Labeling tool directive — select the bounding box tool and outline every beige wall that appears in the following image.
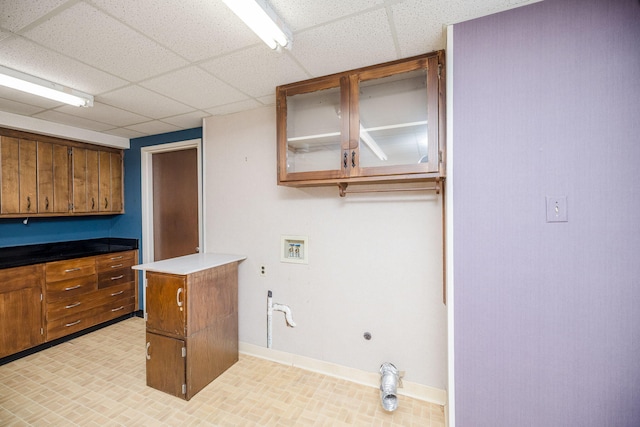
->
[203,106,446,389]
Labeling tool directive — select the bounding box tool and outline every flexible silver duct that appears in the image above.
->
[379,362,400,412]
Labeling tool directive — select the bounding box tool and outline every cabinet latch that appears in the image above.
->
[182,384,186,395]
[181,347,186,358]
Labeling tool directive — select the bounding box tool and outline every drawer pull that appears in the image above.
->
[110,264,124,268]
[110,256,124,260]
[110,275,124,281]
[65,302,81,309]
[65,320,81,327]
[64,267,81,273]
[64,285,81,291]
[110,290,124,297]
[176,288,184,308]
[146,342,151,360]
[111,306,125,312]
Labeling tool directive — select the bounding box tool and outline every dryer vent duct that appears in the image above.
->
[379,362,401,412]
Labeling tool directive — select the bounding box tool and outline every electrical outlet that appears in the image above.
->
[259,265,267,277]
[546,196,568,222]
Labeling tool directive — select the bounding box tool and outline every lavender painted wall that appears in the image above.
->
[453,0,640,425]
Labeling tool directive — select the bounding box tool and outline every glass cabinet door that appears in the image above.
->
[354,56,440,176]
[286,86,341,173]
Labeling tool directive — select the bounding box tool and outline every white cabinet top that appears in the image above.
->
[132,253,246,275]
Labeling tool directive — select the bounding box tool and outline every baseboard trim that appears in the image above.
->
[239,342,447,406]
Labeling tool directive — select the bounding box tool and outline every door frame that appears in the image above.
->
[140,139,203,312]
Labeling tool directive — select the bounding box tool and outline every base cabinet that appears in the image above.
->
[146,332,186,398]
[0,265,44,358]
[143,259,240,400]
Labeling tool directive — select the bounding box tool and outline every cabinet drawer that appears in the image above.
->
[46,276,96,301]
[46,301,135,341]
[46,257,96,282]
[96,251,135,271]
[98,267,134,289]
[46,282,134,321]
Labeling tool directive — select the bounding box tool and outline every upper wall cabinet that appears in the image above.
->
[276,50,445,188]
[0,127,124,218]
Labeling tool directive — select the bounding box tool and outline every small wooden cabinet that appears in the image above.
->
[276,50,445,188]
[0,264,44,358]
[0,127,124,218]
[136,254,244,400]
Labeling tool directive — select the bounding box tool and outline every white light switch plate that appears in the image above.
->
[546,196,568,222]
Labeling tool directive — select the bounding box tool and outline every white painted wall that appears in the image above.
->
[203,106,447,389]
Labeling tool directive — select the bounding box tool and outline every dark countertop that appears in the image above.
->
[0,238,138,270]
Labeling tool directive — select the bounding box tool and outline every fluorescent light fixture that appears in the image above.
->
[0,65,93,107]
[360,124,387,161]
[222,0,292,50]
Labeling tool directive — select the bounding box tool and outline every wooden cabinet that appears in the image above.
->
[44,250,138,341]
[142,257,241,400]
[98,151,123,213]
[0,264,44,358]
[0,136,38,214]
[276,50,445,188]
[0,127,124,218]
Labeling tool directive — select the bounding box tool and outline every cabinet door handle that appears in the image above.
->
[27,196,31,211]
[110,264,124,268]
[351,150,356,168]
[64,267,81,273]
[176,288,184,307]
[64,285,81,291]
[65,302,81,309]
[110,290,124,297]
[65,320,81,327]
[146,342,151,360]
[110,275,124,281]
[104,197,109,209]
[45,196,49,211]
[343,151,348,169]
[111,306,125,312]
[91,197,95,210]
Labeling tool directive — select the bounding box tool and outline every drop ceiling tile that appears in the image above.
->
[33,110,114,132]
[291,8,396,77]
[201,46,309,98]
[0,0,67,32]
[0,31,11,42]
[161,111,209,129]
[140,66,247,110]
[204,99,263,116]
[0,36,127,94]
[100,86,194,119]
[270,0,383,31]
[55,102,149,128]
[22,2,188,82]
[256,94,275,106]
[91,0,258,61]
[0,97,47,116]
[102,127,146,139]
[125,120,181,135]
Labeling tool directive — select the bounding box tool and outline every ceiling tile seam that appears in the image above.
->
[124,75,248,114]
[42,104,156,129]
[7,0,82,35]
[284,4,387,35]
[85,0,218,72]
[2,33,133,97]
[384,5,403,59]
